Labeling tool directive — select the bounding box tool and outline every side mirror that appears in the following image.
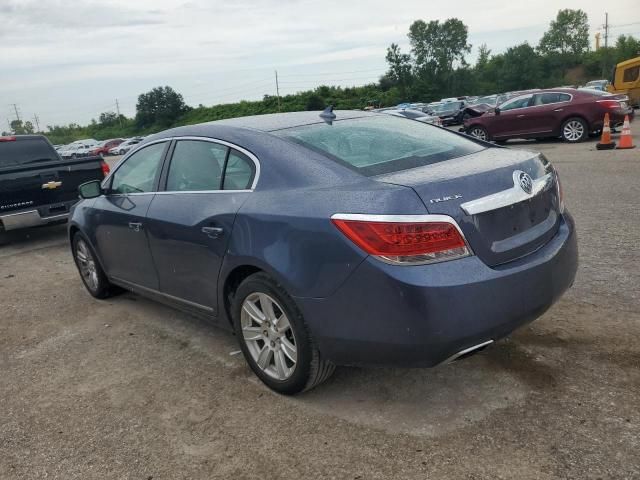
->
[78,180,103,199]
[494,107,501,115]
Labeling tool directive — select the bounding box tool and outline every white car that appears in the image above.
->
[383,108,443,126]
[59,144,92,159]
[108,138,142,156]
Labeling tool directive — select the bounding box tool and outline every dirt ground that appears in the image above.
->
[1,132,639,479]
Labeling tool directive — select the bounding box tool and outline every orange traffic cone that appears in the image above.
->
[596,113,616,150]
[616,115,635,149]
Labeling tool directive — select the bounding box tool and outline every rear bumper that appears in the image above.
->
[296,212,578,367]
[0,201,76,231]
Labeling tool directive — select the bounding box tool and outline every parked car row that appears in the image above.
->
[55,136,146,159]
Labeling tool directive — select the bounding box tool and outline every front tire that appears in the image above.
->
[561,117,588,143]
[468,125,489,141]
[232,272,334,395]
[72,234,113,299]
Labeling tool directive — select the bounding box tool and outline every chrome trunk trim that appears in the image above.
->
[460,172,554,216]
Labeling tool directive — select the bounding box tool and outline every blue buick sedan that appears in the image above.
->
[69,110,578,394]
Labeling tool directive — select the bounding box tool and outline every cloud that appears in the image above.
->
[0,0,638,126]
[1,0,164,31]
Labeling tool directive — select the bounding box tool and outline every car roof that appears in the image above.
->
[204,110,372,132]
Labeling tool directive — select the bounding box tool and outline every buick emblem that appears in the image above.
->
[516,171,533,194]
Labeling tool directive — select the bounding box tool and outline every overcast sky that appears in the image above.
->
[1,0,639,128]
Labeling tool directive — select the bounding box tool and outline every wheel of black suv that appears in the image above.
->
[561,117,588,143]
[468,125,489,141]
[232,272,335,395]
[72,234,113,299]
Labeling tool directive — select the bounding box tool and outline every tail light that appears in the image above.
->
[331,214,471,265]
[597,100,621,109]
[100,161,110,177]
[0,136,17,142]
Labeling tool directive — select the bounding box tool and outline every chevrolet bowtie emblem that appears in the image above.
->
[42,181,62,190]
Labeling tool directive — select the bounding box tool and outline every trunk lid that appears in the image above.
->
[375,147,561,267]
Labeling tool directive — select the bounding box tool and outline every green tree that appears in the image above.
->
[614,35,640,62]
[23,121,35,134]
[538,9,589,56]
[136,86,190,128]
[10,120,25,134]
[305,94,325,110]
[385,43,413,98]
[499,43,542,91]
[407,18,471,97]
[99,111,119,126]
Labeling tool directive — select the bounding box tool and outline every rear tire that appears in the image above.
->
[561,117,588,143]
[72,234,113,299]
[232,272,335,395]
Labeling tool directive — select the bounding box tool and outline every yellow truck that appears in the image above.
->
[608,56,640,107]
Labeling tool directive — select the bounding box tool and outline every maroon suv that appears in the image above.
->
[464,88,633,143]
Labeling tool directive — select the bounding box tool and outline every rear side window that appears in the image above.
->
[274,116,484,176]
[0,138,58,167]
[223,150,255,190]
[166,140,227,191]
[534,93,571,105]
[623,66,639,83]
[111,142,166,194]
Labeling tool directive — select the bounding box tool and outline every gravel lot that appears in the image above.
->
[1,132,639,479]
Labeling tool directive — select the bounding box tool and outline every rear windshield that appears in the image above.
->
[0,138,58,167]
[274,116,484,176]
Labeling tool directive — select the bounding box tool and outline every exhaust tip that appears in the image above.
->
[440,340,494,365]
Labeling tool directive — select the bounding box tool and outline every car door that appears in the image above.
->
[92,141,169,289]
[145,138,257,315]
[527,92,573,136]
[491,94,535,138]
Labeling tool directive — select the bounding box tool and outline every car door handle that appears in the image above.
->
[128,222,143,232]
[201,226,224,239]
[517,114,526,118]
[553,108,564,112]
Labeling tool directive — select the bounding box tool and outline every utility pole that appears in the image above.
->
[33,114,40,132]
[602,13,610,78]
[115,98,123,127]
[11,104,20,122]
[275,70,281,112]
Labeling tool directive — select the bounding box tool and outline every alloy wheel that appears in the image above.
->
[469,127,488,141]
[240,292,297,381]
[563,120,585,142]
[75,239,99,292]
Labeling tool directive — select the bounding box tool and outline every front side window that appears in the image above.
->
[166,140,228,191]
[110,142,166,194]
[274,115,484,176]
[499,95,533,111]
